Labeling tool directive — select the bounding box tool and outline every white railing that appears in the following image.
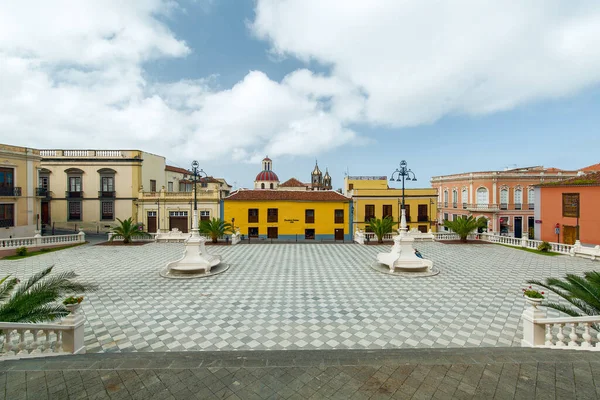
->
[570,242,600,261]
[522,303,600,351]
[107,233,157,242]
[364,232,395,241]
[63,150,90,157]
[433,232,574,255]
[39,150,57,156]
[95,150,123,157]
[0,309,86,359]
[0,232,85,250]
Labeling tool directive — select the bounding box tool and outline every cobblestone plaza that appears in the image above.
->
[0,242,596,354]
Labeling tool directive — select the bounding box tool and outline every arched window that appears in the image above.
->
[500,188,508,210]
[476,187,488,205]
[461,188,468,208]
[528,188,535,209]
[452,190,458,207]
[269,183,273,189]
[443,190,448,207]
[261,183,265,189]
[514,189,522,210]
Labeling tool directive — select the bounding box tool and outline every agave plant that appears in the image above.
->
[443,215,480,242]
[367,216,396,244]
[109,217,152,244]
[199,217,233,243]
[0,266,97,323]
[527,271,600,325]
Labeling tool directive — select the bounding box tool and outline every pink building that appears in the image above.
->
[431,166,580,237]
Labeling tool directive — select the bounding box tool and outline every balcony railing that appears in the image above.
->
[417,215,428,222]
[66,191,83,198]
[500,203,507,210]
[98,191,116,198]
[452,202,457,208]
[267,216,278,223]
[36,187,51,198]
[0,187,21,196]
[528,203,535,210]
[514,203,522,210]
[464,203,500,211]
[0,219,14,228]
[335,217,344,224]
[444,202,448,207]
[462,203,467,209]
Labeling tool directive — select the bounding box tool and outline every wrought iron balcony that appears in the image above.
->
[452,202,457,208]
[464,203,500,212]
[36,188,51,198]
[514,203,522,210]
[98,191,116,198]
[0,187,21,196]
[528,203,535,210]
[0,219,14,228]
[65,191,83,198]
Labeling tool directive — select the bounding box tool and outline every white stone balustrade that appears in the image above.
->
[0,307,86,359]
[433,232,576,256]
[570,241,600,261]
[0,232,85,250]
[363,232,395,241]
[522,311,600,351]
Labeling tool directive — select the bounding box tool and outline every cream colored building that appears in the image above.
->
[0,144,43,238]
[39,149,166,233]
[137,165,232,233]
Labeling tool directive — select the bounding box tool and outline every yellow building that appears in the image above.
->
[224,190,352,241]
[39,149,166,232]
[344,176,438,233]
[136,165,231,233]
[0,144,43,238]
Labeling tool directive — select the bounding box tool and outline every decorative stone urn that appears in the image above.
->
[524,297,544,310]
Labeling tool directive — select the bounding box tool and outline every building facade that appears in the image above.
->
[223,190,352,241]
[136,164,231,233]
[534,171,600,245]
[343,176,438,233]
[39,149,166,232]
[431,166,580,237]
[0,144,43,238]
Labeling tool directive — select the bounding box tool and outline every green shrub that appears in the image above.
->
[15,247,27,256]
[537,241,552,252]
[40,247,50,253]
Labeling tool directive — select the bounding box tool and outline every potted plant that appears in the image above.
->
[63,296,84,314]
[522,286,544,309]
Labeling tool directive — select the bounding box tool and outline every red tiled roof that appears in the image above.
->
[165,165,190,174]
[179,176,221,184]
[226,190,349,201]
[538,171,600,187]
[581,163,600,172]
[255,170,279,181]
[279,178,307,187]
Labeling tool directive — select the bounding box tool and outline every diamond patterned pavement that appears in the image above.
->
[0,241,597,353]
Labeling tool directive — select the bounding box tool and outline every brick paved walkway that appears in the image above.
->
[2,348,600,399]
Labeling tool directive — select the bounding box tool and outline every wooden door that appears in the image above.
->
[563,225,577,245]
[514,217,522,239]
[418,204,428,222]
[169,216,188,233]
[147,216,157,233]
[41,201,50,225]
[334,229,344,240]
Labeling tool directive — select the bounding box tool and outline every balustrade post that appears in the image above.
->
[521,305,546,347]
[78,229,85,243]
[521,232,528,248]
[61,308,86,354]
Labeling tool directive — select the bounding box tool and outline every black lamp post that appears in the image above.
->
[190,161,207,233]
[390,160,417,211]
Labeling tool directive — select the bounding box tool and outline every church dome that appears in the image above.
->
[255,170,279,182]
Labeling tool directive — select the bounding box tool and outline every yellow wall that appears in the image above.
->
[224,200,351,240]
[344,177,438,232]
[40,149,165,232]
[0,144,42,238]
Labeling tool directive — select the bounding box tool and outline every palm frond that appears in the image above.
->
[0,277,18,303]
[13,266,54,297]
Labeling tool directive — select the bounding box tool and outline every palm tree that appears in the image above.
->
[0,266,97,323]
[199,218,233,243]
[527,272,600,323]
[443,215,479,242]
[367,216,396,244]
[109,217,152,244]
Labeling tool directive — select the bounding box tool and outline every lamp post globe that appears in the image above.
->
[390,160,417,233]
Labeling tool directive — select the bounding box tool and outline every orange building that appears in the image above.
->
[431,166,580,237]
[535,171,600,245]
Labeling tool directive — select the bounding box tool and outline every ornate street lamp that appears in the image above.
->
[190,160,207,237]
[390,160,417,233]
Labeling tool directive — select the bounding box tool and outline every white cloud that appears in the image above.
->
[252,0,600,126]
[0,1,359,164]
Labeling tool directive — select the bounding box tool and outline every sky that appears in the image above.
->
[1,0,600,190]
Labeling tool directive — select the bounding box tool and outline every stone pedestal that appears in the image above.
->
[165,210,221,275]
[382,209,433,273]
